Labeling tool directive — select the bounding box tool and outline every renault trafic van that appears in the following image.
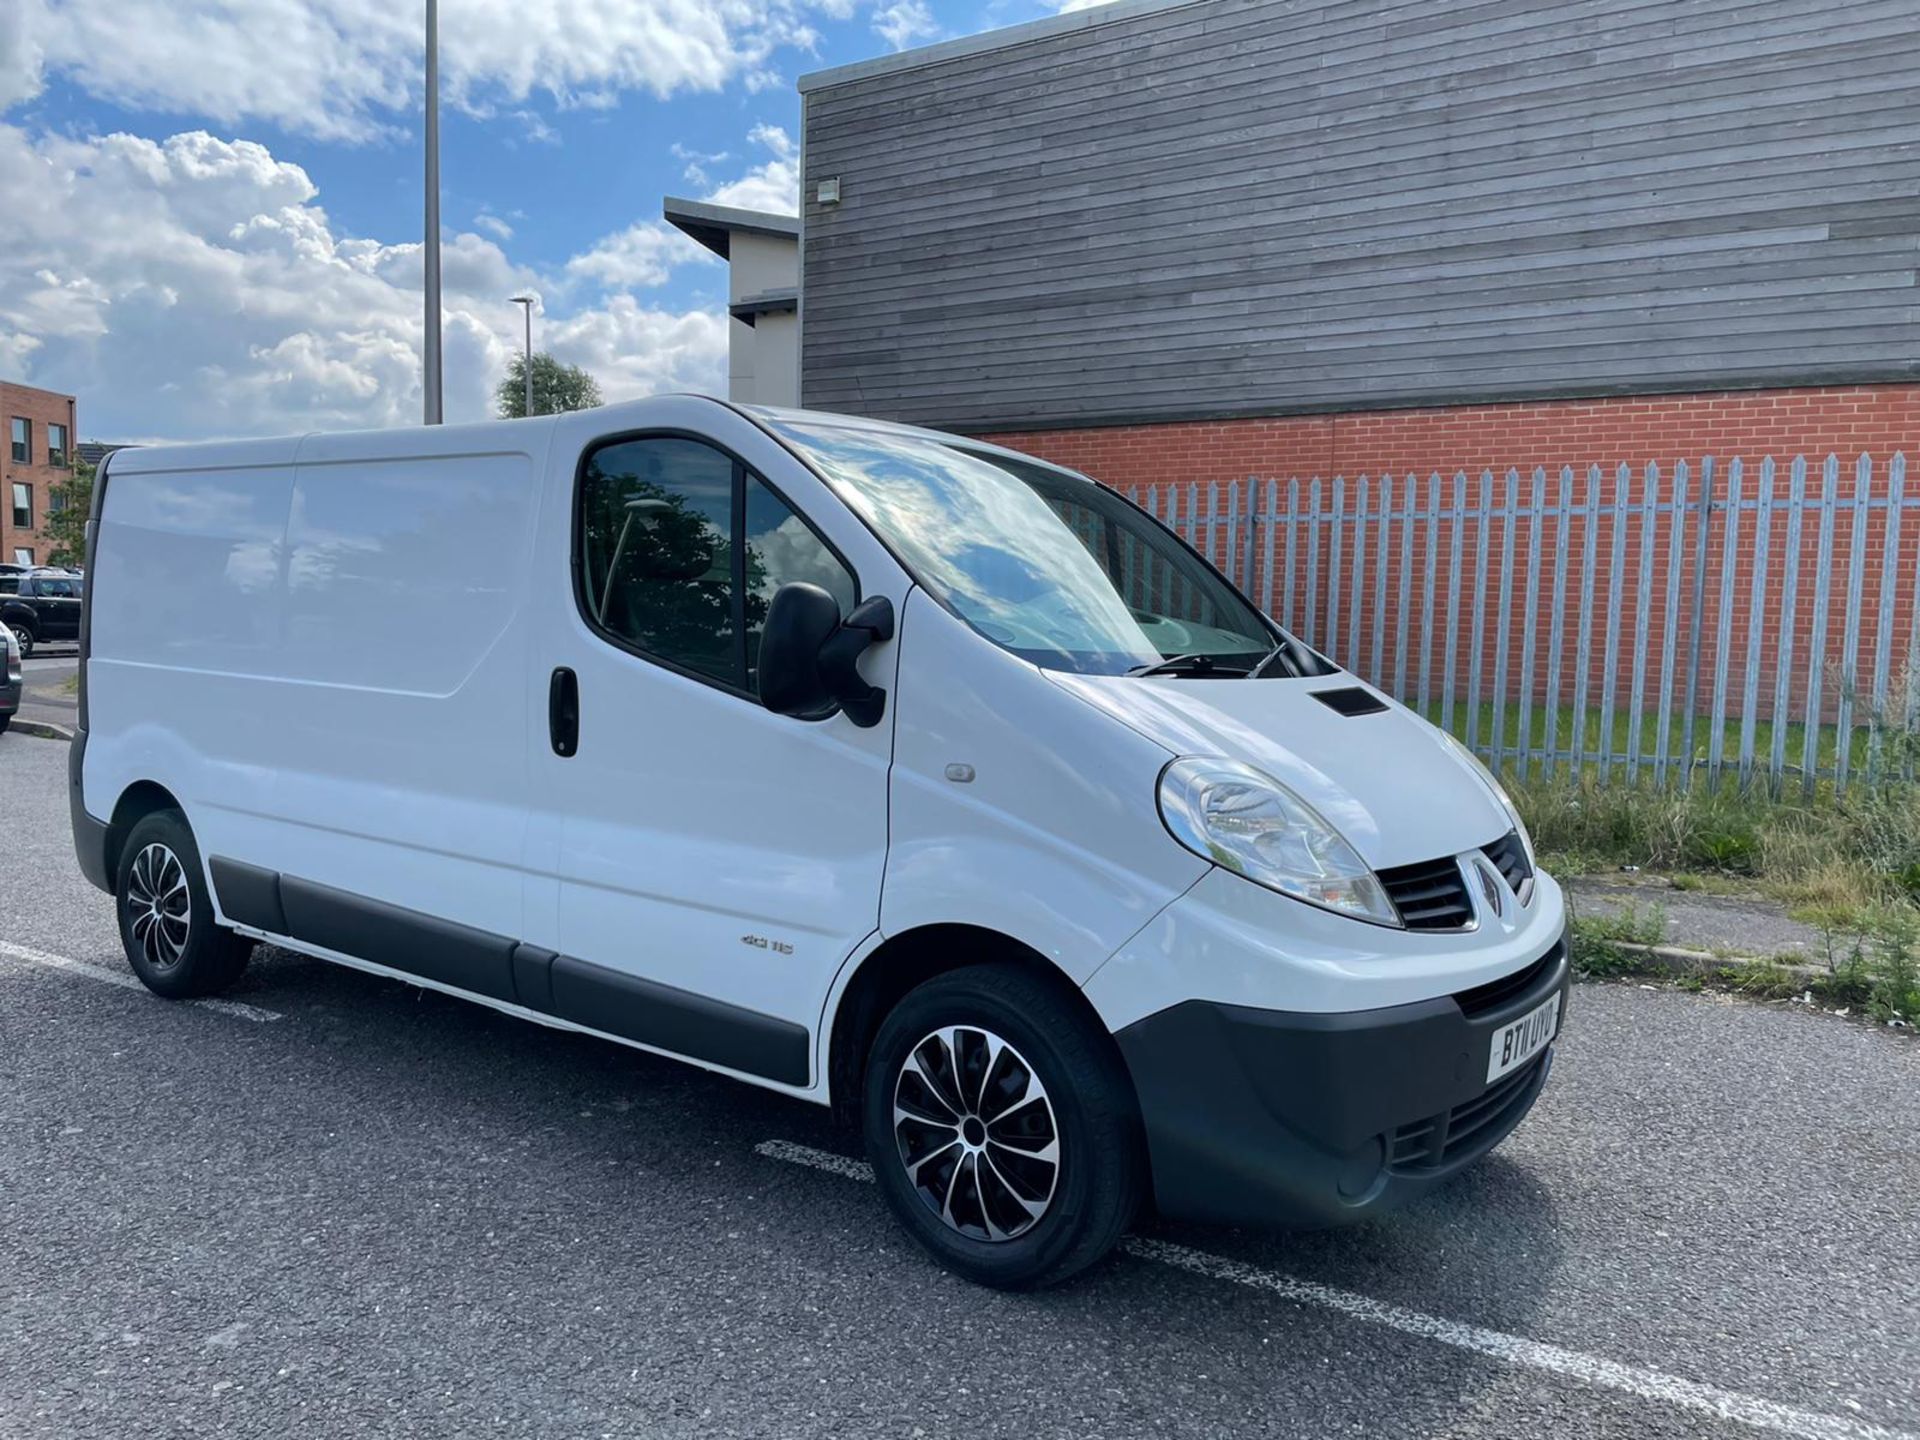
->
[71,396,1568,1289]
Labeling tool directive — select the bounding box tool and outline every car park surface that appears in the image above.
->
[7,651,78,736]
[3,735,1917,1440]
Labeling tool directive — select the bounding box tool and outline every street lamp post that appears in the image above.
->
[511,296,535,417]
[422,0,444,425]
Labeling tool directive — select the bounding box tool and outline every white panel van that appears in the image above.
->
[71,396,1568,1289]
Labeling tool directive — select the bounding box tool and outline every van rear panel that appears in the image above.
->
[85,428,544,946]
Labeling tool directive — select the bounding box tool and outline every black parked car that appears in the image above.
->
[0,569,83,659]
[1,622,21,733]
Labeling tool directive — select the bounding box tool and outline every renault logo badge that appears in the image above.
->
[1474,858,1506,918]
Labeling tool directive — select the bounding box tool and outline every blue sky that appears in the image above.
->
[0,0,1088,441]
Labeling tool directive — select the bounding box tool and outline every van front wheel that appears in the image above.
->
[863,962,1143,1290]
[114,809,253,998]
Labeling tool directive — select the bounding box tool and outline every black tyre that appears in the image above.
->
[11,626,33,660]
[114,809,253,998]
[864,962,1144,1290]
[0,716,9,733]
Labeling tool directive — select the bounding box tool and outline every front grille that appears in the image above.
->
[1482,830,1533,894]
[1388,1052,1548,1174]
[1376,855,1473,930]
[1454,939,1563,1019]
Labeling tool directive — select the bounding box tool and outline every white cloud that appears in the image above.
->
[0,125,726,440]
[1,0,831,142]
[566,221,708,290]
[544,296,728,404]
[872,0,940,50]
[472,212,514,241]
[702,123,798,214]
[0,0,45,109]
[509,109,561,146]
[671,141,734,189]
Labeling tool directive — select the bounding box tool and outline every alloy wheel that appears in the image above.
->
[126,842,192,971]
[893,1025,1060,1242]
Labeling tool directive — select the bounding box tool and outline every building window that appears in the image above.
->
[12,547,31,567]
[47,422,68,468]
[48,487,67,515]
[9,418,27,464]
[11,482,31,530]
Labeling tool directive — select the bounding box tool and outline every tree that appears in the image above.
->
[496,352,604,419]
[44,457,94,567]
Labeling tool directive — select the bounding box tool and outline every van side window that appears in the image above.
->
[578,436,856,696]
[580,437,736,684]
[743,475,856,684]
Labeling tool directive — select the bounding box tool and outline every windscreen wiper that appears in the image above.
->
[1251,636,1334,679]
[1128,653,1254,678]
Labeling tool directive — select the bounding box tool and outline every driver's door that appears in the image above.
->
[535,426,898,1089]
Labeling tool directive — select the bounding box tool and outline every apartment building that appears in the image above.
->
[2,381,79,568]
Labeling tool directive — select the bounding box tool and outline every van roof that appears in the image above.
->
[108,397,902,466]
[101,394,1082,483]
[742,403,1097,481]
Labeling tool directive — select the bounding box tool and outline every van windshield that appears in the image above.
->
[769,417,1280,676]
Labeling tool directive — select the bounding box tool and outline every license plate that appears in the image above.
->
[1487,992,1559,1083]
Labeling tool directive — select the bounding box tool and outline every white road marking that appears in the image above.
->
[0,940,282,1022]
[754,1139,1912,1440]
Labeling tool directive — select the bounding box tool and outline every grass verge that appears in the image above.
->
[1565,891,1918,1027]
[1511,772,1920,919]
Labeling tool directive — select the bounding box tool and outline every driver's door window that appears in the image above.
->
[577,437,855,697]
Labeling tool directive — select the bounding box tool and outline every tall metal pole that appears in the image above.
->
[511,297,535,416]
[422,0,444,425]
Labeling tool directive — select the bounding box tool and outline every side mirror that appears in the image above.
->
[758,583,842,719]
[758,583,895,728]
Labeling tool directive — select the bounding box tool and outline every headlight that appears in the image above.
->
[1441,733,1534,866]
[1158,758,1400,927]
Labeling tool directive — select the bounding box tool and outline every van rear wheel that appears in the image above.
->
[863,962,1143,1290]
[114,809,253,998]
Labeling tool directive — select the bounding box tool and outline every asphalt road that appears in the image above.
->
[11,651,78,735]
[2,731,1916,1439]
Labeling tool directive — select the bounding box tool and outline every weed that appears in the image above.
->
[1856,913,1920,1025]
[1568,903,1667,979]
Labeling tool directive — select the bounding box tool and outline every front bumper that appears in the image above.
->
[0,678,18,718]
[1115,930,1568,1228]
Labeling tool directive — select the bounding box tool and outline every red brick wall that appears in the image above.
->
[981,385,1920,754]
[980,385,1920,490]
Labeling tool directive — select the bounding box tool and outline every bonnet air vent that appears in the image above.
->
[1310,687,1389,717]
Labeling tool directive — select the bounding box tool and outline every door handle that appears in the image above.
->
[549,667,579,757]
